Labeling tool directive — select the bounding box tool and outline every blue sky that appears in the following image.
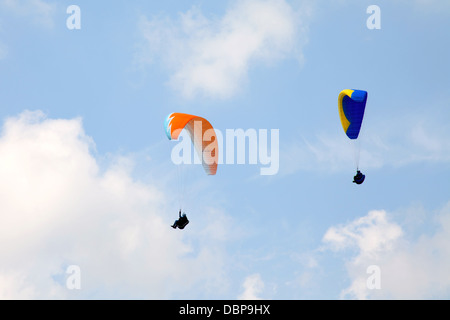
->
[0,0,449,299]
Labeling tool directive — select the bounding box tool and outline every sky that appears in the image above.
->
[0,0,449,300]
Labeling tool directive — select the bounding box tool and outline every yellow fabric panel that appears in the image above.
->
[338,89,354,133]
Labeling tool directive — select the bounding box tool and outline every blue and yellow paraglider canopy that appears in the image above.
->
[338,89,368,140]
[338,89,368,185]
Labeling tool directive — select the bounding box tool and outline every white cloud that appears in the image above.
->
[323,210,403,257]
[0,110,232,299]
[0,0,56,28]
[238,273,265,300]
[322,204,450,299]
[138,0,310,99]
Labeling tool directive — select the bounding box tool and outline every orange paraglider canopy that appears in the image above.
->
[164,112,218,175]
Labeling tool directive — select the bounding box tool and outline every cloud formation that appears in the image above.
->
[0,111,231,299]
[138,0,310,99]
[238,273,265,300]
[322,204,450,299]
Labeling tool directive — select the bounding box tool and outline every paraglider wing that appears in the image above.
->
[164,112,218,175]
[338,89,368,140]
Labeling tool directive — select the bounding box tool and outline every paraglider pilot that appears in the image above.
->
[171,210,189,229]
[353,170,365,185]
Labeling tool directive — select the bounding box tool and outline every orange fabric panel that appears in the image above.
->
[166,113,218,175]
